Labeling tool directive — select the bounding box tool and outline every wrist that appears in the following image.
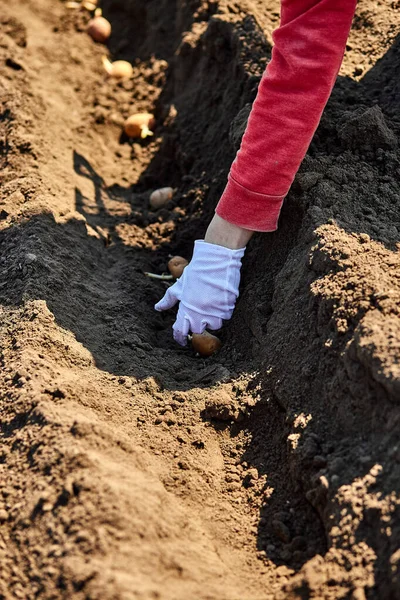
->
[204,214,253,250]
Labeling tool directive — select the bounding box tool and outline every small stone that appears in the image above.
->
[25,253,37,264]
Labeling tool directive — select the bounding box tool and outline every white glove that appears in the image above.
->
[154,240,246,346]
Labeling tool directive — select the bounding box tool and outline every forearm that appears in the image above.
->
[216,0,357,232]
[205,214,254,249]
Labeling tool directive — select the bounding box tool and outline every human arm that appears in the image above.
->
[155,0,358,346]
[204,213,254,249]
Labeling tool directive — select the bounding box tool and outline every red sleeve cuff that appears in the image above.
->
[215,175,285,232]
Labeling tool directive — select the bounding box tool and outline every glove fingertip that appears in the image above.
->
[173,331,188,346]
[154,287,178,311]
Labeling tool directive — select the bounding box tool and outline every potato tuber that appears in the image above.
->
[87,16,111,43]
[149,187,173,209]
[191,331,222,357]
[102,56,133,79]
[124,113,155,139]
[168,256,188,279]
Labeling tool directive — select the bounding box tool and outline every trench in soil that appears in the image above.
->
[0,0,328,595]
[1,0,400,599]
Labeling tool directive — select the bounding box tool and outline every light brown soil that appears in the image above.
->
[0,1,399,598]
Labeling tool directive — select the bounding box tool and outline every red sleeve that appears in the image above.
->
[216,0,357,232]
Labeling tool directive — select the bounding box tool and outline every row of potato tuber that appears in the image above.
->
[85,11,172,208]
[76,1,222,356]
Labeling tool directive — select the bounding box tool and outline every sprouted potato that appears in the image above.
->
[102,56,133,79]
[124,113,155,139]
[167,256,188,279]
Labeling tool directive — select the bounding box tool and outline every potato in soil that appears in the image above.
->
[168,256,188,279]
[124,113,155,139]
[192,332,222,357]
[150,187,174,210]
[87,17,111,43]
[102,56,133,79]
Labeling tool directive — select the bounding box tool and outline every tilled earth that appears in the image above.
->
[0,0,399,598]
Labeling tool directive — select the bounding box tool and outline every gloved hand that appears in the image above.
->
[154,239,246,346]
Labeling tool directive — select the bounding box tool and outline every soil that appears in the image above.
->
[0,0,399,598]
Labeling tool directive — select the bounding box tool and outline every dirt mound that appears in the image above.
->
[0,0,399,598]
